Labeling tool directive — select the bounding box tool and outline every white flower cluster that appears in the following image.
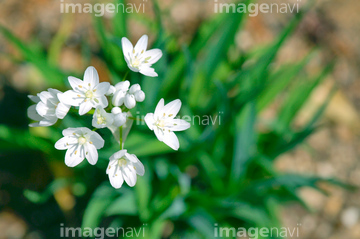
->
[27,35,190,189]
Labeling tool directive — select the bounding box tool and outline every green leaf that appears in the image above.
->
[23,178,71,204]
[230,102,257,188]
[135,162,153,221]
[112,0,127,38]
[202,4,248,79]
[81,183,119,229]
[188,210,216,239]
[0,25,65,86]
[105,190,138,216]
[277,63,334,131]
[0,125,55,154]
[256,52,315,111]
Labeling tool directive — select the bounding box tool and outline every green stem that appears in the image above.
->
[119,126,123,150]
[122,71,129,81]
[128,116,144,121]
[87,109,95,115]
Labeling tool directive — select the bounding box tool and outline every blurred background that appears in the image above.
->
[0,0,360,238]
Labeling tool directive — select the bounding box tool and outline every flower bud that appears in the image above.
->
[111,107,122,115]
[129,84,141,94]
[134,90,145,102]
[113,112,127,127]
[124,94,136,109]
[115,80,130,91]
[112,90,126,107]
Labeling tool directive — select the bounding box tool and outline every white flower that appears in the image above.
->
[55,127,105,167]
[27,89,70,127]
[111,107,127,127]
[59,66,110,115]
[144,99,190,150]
[122,35,163,77]
[112,81,145,109]
[112,81,130,107]
[106,150,145,188]
[92,106,114,129]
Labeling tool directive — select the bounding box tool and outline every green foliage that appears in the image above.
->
[0,1,353,238]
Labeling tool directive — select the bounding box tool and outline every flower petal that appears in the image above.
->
[110,150,127,161]
[58,90,83,106]
[83,66,99,87]
[142,49,163,65]
[63,127,79,136]
[115,81,130,91]
[55,137,69,150]
[170,119,191,131]
[134,34,148,54]
[36,102,51,117]
[68,76,84,91]
[106,85,116,96]
[134,161,145,176]
[65,149,84,167]
[85,143,98,165]
[38,117,57,126]
[162,99,181,118]
[79,101,93,115]
[96,95,108,108]
[38,91,56,106]
[27,105,43,121]
[29,122,41,127]
[154,127,165,142]
[28,95,40,103]
[122,166,137,187]
[130,155,145,176]
[121,37,134,63]
[154,98,165,118]
[139,66,158,77]
[144,113,155,130]
[112,90,126,107]
[125,153,137,163]
[94,82,110,96]
[162,131,180,150]
[109,169,124,189]
[56,103,70,119]
[89,132,105,149]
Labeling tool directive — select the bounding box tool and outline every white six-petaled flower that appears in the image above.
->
[122,35,163,77]
[106,149,145,189]
[144,98,190,150]
[59,66,110,115]
[27,88,70,127]
[55,127,105,167]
